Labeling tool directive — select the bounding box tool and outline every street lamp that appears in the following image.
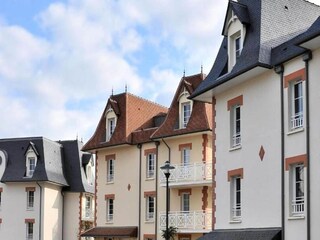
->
[160,161,175,240]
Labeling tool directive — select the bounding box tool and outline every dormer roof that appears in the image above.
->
[222,1,250,36]
[151,73,212,139]
[191,0,320,102]
[82,92,168,151]
[24,141,39,156]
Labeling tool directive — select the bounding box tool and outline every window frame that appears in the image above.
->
[107,159,115,183]
[106,198,114,222]
[181,192,190,212]
[27,190,35,211]
[146,196,155,221]
[181,102,191,128]
[231,176,241,221]
[26,222,34,240]
[146,153,155,179]
[291,164,305,217]
[290,80,303,130]
[235,35,241,61]
[231,105,241,148]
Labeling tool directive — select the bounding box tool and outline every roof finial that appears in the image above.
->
[183,69,186,78]
[76,133,78,140]
[111,87,114,96]
[125,83,128,93]
[201,64,203,74]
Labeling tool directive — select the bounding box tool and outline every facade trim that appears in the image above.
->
[144,148,156,156]
[144,191,156,198]
[105,154,116,161]
[178,189,192,196]
[227,168,244,181]
[227,95,243,110]
[284,68,306,88]
[105,194,115,200]
[25,219,35,223]
[178,233,191,239]
[285,154,307,170]
[25,187,36,192]
[143,234,155,240]
[178,143,192,151]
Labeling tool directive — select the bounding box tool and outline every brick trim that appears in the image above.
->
[178,189,192,196]
[284,68,306,88]
[202,186,208,211]
[285,154,307,171]
[144,191,156,198]
[25,219,35,223]
[105,154,116,161]
[94,151,98,227]
[0,187,3,192]
[25,187,36,192]
[202,134,208,163]
[144,148,156,156]
[227,168,244,181]
[227,95,243,110]
[143,234,155,240]
[178,143,192,151]
[178,233,191,239]
[212,97,217,230]
[78,193,82,240]
[105,194,115,200]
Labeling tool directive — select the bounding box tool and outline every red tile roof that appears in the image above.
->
[82,93,168,151]
[151,73,212,139]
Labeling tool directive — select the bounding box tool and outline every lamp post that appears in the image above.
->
[160,161,175,240]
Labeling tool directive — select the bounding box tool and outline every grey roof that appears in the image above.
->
[198,228,281,240]
[0,137,68,186]
[59,140,94,193]
[191,0,320,99]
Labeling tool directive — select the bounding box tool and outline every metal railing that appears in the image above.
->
[160,162,212,185]
[231,204,241,221]
[292,197,304,216]
[159,210,212,231]
[232,133,241,147]
[291,112,303,129]
[107,174,114,183]
[83,209,94,220]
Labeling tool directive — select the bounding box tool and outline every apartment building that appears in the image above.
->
[190,0,320,239]
[0,137,94,240]
[81,74,213,240]
[81,92,168,239]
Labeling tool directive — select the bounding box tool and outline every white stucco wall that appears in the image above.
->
[63,192,80,240]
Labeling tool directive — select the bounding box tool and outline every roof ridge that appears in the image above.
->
[302,0,320,7]
[126,92,168,110]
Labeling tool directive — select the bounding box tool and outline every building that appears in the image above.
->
[190,0,320,239]
[0,137,94,240]
[81,92,168,240]
[81,74,213,240]
[152,73,213,240]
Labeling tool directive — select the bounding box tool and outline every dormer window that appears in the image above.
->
[178,89,193,129]
[235,35,241,60]
[25,143,38,178]
[106,108,117,141]
[86,158,94,185]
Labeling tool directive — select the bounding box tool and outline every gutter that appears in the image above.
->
[36,182,42,240]
[303,51,312,240]
[274,64,285,240]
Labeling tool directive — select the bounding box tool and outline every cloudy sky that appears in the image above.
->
[0,0,319,142]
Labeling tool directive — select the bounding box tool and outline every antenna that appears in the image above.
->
[125,84,128,93]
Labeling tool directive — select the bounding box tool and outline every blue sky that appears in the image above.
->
[0,0,319,142]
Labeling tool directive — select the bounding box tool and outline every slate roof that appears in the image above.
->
[59,140,94,193]
[191,0,320,100]
[82,92,168,151]
[0,137,68,186]
[0,137,94,193]
[151,73,212,139]
[199,228,281,240]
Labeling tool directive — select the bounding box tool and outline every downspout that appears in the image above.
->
[161,138,171,212]
[303,51,312,240]
[36,182,42,240]
[137,143,142,240]
[154,141,160,240]
[274,64,285,240]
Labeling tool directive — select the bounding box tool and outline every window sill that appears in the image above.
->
[145,177,155,181]
[229,145,242,152]
[145,219,155,223]
[229,219,242,224]
[287,127,304,135]
[105,221,114,224]
[288,215,305,220]
[106,181,114,185]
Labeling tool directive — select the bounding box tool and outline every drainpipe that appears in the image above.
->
[137,143,142,240]
[274,64,285,240]
[154,141,160,240]
[303,51,312,240]
[36,182,42,240]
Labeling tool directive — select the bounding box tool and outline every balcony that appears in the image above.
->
[292,196,304,216]
[160,162,212,187]
[82,208,94,221]
[291,112,303,130]
[159,210,212,233]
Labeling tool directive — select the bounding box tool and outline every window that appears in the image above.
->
[181,193,190,212]
[146,196,155,221]
[107,117,116,141]
[181,102,191,128]
[85,196,92,218]
[235,36,241,61]
[231,105,241,147]
[26,157,36,177]
[106,198,114,222]
[26,222,33,240]
[146,153,155,179]
[290,81,303,130]
[231,177,241,221]
[182,148,190,166]
[107,159,114,183]
[291,164,304,216]
[27,191,34,210]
